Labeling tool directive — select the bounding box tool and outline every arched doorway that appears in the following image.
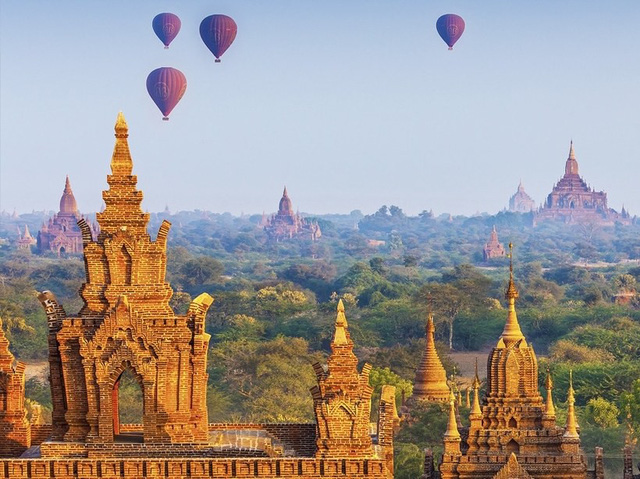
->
[113,366,143,443]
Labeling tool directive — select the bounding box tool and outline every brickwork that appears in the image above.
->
[0,114,394,479]
[263,187,322,242]
[0,318,30,457]
[37,113,212,445]
[440,260,588,479]
[311,301,375,459]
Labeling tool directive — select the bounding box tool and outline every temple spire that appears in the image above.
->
[544,368,556,418]
[564,370,579,438]
[412,302,449,402]
[500,243,525,346]
[333,299,349,345]
[565,140,579,176]
[59,175,78,214]
[470,358,482,416]
[111,112,133,176]
[443,387,462,455]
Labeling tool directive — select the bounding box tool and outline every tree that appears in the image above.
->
[181,256,224,287]
[416,283,465,350]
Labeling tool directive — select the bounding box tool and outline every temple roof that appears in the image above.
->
[564,141,579,176]
[278,186,294,216]
[59,176,78,214]
[412,312,449,402]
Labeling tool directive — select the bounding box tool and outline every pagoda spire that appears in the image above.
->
[412,304,449,402]
[59,175,78,214]
[564,370,579,438]
[326,299,359,374]
[500,243,525,346]
[470,358,482,416]
[565,140,579,176]
[443,387,462,455]
[544,368,556,418]
[96,112,149,237]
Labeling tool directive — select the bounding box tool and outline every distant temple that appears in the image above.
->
[483,225,506,261]
[16,226,36,251]
[508,181,535,212]
[535,142,631,225]
[37,176,98,255]
[262,187,321,242]
[438,246,589,479]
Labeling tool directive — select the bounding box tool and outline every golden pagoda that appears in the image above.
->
[411,311,450,403]
[440,244,587,479]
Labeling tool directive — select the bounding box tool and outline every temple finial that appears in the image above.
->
[564,370,579,437]
[333,299,349,345]
[444,387,461,440]
[569,140,576,160]
[470,357,482,416]
[544,367,556,418]
[500,243,524,346]
[115,111,129,138]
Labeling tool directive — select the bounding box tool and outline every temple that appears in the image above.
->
[263,187,322,242]
[482,226,506,261]
[0,114,395,479]
[16,225,36,251]
[508,181,535,213]
[410,312,449,403]
[37,176,98,255]
[438,244,589,479]
[535,142,631,225]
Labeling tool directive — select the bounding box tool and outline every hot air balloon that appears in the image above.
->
[199,14,237,62]
[152,13,181,49]
[436,14,465,50]
[146,67,187,121]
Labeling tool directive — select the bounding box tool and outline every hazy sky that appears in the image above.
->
[1,1,639,216]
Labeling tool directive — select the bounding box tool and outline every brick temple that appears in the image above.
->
[508,181,535,213]
[37,176,98,255]
[482,226,506,261]
[437,246,589,479]
[0,114,396,479]
[262,188,322,242]
[534,142,631,225]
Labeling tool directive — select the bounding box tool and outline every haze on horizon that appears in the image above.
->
[1,1,639,217]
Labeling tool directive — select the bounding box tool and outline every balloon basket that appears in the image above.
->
[164,46,169,49]
[215,58,221,63]
[448,47,453,50]
[162,117,169,121]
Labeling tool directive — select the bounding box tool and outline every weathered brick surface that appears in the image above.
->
[0,114,393,479]
[440,274,587,479]
[0,319,30,457]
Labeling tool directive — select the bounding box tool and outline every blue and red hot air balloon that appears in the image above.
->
[199,14,237,62]
[146,67,187,120]
[152,13,181,49]
[436,14,465,50]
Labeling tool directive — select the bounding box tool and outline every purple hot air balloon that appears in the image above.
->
[200,14,237,63]
[146,67,187,121]
[152,13,181,49]
[436,14,465,50]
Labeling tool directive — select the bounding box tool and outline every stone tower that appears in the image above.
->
[440,244,587,479]
[311,300,374,458]
[38,113,213,447]
[412,312,449,403]
[0,318,30,457]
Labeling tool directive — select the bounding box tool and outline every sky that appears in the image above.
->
[1,1,639,217]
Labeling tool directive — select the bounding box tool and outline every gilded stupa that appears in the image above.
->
[411,312,449,403]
